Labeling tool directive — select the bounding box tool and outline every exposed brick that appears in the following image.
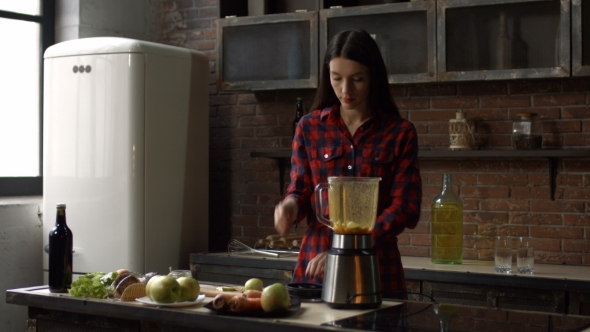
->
[464,223,477,235]
[509,160,549,173]
[563,160,590,172]
[564,133,590,146]
[557,174,584,186]
[474,122,510,135]
[531,200,585,213]
[461,186,509,198]
[562,107,590,119]
[209,114,237,128]
[563,214,590,226]
[210,94,237,106]
[562,78,590,92]
[176,0,194,9]
[242,225,277,238]
[420,159,460,174]
[231,215,259,227]
[417,135,449,147]
[535,252,582,264]
[414,122,428,134]
[431,97,478,109]
[459,82,507,96]
[461,160,510,172]
[256,125,290,137]
[531,226,584,239]
[194,0,217,6]
[241,138,280,149]
[410,110,457,121]
[210,127,253,140]
[564,240,590,253]
[532,238,561,251]
[480,199,529,212]
[390,86,407,97]
[218,104,256,116]
[533,94,586,107]
[408,84,457,96]
[190,28,216,40]
[464,212,509,225]
[200,6,218,17]
[480,96,530,108]
[410,234,430,246]
[543,120,582,133]
[464,108,508,121]
[258,103,290,115]
[238,113,276,128]
[509,108,561,120]
[477,174,526,186]
[463,236,491,250]
[427,122,448,134]
[405,222,430,234]
[528,174,549,186]
[510,213,562,226]
[397,233,410,245]
[399,246,429,256]
[563,188,590,199]
[508,80,561,94]
[396,98,430,110]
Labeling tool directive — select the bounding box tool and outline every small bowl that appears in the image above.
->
[286,283,322,301]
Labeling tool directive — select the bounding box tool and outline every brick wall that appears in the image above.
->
[151,0,589,265]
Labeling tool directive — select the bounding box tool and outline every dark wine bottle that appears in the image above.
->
[293,97,304,138]
[48,203,73,293]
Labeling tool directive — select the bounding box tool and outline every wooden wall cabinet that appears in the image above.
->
[572,0,590,76]
[217,12,319,91]
[320,1,437,84]
[437,0,571,81]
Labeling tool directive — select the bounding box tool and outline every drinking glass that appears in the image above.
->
[517,236,534,275]
[494,236,512,274]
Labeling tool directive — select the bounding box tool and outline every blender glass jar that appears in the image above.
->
[512,113,542,149]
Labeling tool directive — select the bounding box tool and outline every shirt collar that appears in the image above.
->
[320,104,389,127]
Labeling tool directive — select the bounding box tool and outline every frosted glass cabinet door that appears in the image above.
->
[320,1,436,84]
[572,0,590,76]
[437,0,570,81]
[43,53,146,275]
[217,11,318,90]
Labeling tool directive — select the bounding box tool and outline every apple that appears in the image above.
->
[243,278,263,292]
[177,277,200,302]
[145,275,160,299]
[261,283,290,312]
[148,275,181,303]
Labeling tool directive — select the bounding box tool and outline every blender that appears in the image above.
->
[314,176,382,309]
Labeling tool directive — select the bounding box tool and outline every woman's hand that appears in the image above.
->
[305,251,328,279]
[274,197,298,236]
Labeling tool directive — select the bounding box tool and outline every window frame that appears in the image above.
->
[0,0,54,196]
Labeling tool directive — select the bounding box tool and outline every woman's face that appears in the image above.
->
[329,57,371,113]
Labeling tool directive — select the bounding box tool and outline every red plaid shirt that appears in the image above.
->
[285,104,422,299]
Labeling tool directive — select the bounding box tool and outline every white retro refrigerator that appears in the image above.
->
[42,37,209,280]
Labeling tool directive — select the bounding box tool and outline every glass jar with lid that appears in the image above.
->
[512,113,542,150]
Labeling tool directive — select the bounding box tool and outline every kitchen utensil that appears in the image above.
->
[314,177,382,309]
[228,239,279,258]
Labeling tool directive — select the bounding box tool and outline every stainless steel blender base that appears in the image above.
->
[321,247,382,309]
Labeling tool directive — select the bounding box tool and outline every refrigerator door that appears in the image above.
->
[43,53,145,275]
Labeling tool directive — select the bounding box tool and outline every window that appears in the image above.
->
[0,0,54,196]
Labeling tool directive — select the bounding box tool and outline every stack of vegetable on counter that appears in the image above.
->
[212,278,290,313]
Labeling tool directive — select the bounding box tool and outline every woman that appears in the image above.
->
[274,30,422,299]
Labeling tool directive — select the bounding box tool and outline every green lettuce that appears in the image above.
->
[68,271,117,299]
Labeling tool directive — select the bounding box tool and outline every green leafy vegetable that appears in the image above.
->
[68,272,116,299]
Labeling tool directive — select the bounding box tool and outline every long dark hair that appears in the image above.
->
[310,29,399,117]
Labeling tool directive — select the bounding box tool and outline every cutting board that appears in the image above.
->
[200,284,243,298]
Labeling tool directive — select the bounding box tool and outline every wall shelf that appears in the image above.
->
[250,149,590,199]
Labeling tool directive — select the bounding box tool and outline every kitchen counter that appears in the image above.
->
[191,253,590,315]
[6,285,590,331]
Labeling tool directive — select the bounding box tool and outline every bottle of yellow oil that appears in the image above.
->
[431,173,463,264]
